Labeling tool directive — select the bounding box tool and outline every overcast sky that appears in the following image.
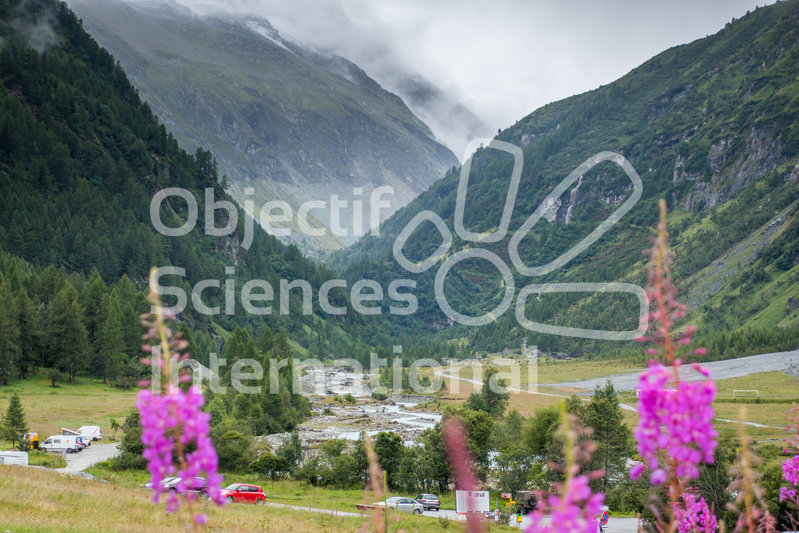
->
[170,0,770,155]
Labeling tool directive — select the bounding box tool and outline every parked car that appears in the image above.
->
[374,497,423,514]
[220,483,266,504]
[144,477,207,496]
[415,493,440,511]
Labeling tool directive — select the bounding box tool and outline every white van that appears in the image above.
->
[77,425,102,441]
[41,435,80,453]
[0,451,29,465]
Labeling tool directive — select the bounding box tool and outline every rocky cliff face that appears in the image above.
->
[68,0,458,256]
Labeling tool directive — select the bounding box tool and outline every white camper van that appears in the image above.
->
[41,435,80,453]
[0,451,29,465]
[77,425,102,442]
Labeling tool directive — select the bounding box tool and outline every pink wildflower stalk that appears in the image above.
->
[526,404,604,533]
[632,199,718,531]
[443,418,482,533]
[138,268,224,529]
[780,404,799,511]
[673,492,717,533]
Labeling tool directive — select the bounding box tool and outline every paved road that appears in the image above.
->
[55,442,120,473]
[552,350,799,392]
[262,501,639,531]
[516,515,639,532]
[263,500,460,520]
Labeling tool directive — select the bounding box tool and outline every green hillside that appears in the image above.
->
[68,0,458,255]
[331,1,799,358]
[0,0,402,382]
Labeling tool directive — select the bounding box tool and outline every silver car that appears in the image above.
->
[374,496,424,514]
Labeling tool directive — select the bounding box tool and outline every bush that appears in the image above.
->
[112,375,137,390]
[214,429,253,471]
[250,452,288,479]
[108,453,147,471]
[45,368,65,387]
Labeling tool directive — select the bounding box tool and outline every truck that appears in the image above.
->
[77,425,102,442]
[40,435,81,454]
[515,491,539,515]
[23,432,39,450]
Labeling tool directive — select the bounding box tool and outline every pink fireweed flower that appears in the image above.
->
[673,493,717,533]
[784,455,799,487]
[781,453,799,505]
[633,200,718,532]
[137,269,224,529]
[137,386,224,507]
[526,473,604,533]
[632,362,717,484]
[780,403,799,508]
[526,408,605,533]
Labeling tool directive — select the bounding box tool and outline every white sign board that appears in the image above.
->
[455,490,489,513]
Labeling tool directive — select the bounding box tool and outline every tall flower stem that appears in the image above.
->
[138,268,223,529]
[633,199,717,533]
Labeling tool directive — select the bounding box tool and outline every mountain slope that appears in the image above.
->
[67,0,458,255]
[0,0,389,363]
[332,1,799,357]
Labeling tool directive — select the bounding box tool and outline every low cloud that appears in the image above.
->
[97,0,768,156]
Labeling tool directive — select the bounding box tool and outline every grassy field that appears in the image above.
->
[0,375,137,438]
[1,466,502,533]
[438,359,797,440]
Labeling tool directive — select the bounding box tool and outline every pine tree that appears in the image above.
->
[16,289,41,380]
[93,296,125,384]
[1,392,28,449]
[259,326,273,355]
[113,280,142,358]
[50,284,90,383]
[271,327,292,360]
[82,268,107,350]
[0,280,20,385]
[583,381,632,492]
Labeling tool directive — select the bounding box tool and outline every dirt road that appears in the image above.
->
[551,349,799,391]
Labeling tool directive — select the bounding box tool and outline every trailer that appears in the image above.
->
[0,451,29,466]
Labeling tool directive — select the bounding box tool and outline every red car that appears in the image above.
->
[220,483,266,504]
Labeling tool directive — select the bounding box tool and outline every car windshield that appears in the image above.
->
[224,484,240,491]
[160,477,179,485]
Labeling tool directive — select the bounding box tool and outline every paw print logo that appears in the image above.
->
[392,140,648,340]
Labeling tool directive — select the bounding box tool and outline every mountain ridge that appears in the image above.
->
[331,0,799,358]
[68,0,459,256]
